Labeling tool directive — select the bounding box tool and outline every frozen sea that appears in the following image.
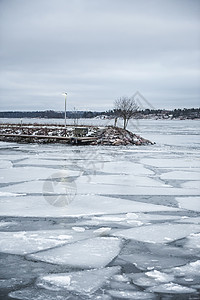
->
[0,119,200,300]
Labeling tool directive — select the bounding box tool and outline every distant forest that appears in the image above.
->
[0,108,200,120]
[0,110,103,119]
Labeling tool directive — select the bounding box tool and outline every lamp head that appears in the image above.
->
[62,92,67,96]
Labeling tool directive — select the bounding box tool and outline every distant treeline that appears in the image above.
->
[0,108,200,119]
[0,110,105,119]
[135,108,200,119]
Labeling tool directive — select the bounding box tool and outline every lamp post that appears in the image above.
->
[62,92,67,133]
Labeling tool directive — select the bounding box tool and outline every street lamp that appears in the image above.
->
[62,92,67,132]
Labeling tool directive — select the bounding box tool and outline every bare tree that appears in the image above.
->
[114,96,138,130]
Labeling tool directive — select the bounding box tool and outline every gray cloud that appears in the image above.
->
[0,0,199,111]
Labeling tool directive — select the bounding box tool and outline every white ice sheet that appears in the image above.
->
[0,167,80,183]
[0,229,96,255]
[0,161,13,169]
[28,237,122,268]
[146,283,196,294]
[141,158,200,168]
[113,223,200,244]
[160,171,200,180]
[0,195,180,217]
[176,197,200,212]
[1,178,198,195]
[184,233,200,250]
[37,266,120,294]
[181,181,200,190]
[107,290,156,299]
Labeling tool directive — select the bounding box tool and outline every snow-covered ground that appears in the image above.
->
[0,119,200,300]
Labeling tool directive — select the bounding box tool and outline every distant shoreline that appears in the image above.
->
[0,107,199,120]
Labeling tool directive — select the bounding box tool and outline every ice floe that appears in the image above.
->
[72,226,85,232]
[156,261,200,287]
[129,274,160,288]
[145,242,199,258]
[0,231,67,255]
[27,237,122,268]
[0,195,180,218]
[141,158,200,168]
[94,161,154,175]
[14,158,74,167]
[1,177,199,195]
[176,216,200,224]
[109,280,137,291]
[93,295,112,300]
[120,252,188,271]
[176,196,200,212]
[0,160,13,169]
[181,181,200,189]
[77,174,167,188]
[37,266,120,294]
[146,282,197,294]
[78,213,180,228]
[107,290,156,299]
[75,180,199,195]
[112,274,129,282]
[93,227,112,236]
[0,167,80,184]
[146,270,174,282]
[184,233,200,250]
[113,223,200,244]
[160,171,200,180]
[129,271,174,288]
[9,288,72,300]
[0,229,96,255]
[172,260,200,277]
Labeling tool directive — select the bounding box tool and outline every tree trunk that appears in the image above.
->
[123,118,126,129]
[125,119,129,129]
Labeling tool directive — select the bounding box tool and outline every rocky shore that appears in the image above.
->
[0,124,154,146]
[93,126,154,145]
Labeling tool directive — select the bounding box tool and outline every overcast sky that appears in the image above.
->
[0,0,199,111]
